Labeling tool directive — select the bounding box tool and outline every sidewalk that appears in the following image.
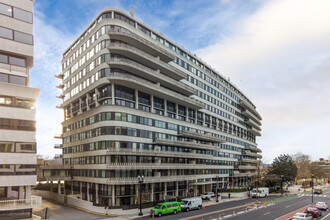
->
[100,197,247,220]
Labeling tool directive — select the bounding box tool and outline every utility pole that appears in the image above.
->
[216,176,219,202]
[137,175,144,216]
[256,159,260,204]
[311,174,314,204]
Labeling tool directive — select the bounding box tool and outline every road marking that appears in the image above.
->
[285,205,290,208]
[264,212,271,215]
[320,212,330,220]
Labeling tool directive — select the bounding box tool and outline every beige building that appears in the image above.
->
[45,7,262,209]
[0,0,41,217]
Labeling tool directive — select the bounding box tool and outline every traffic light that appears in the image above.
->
[328,179,330,184]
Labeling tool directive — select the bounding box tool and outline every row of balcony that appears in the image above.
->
[0,196,42,211]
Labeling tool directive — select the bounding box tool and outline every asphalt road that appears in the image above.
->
[139,195,283,220]
[33,199,105,220]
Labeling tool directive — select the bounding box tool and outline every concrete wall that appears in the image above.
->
[32,190,65,203]
[220,191,248,198]
[0,175,36,187]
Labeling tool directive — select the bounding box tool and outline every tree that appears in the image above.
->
[293,153,311,179]
[268,154,297,182]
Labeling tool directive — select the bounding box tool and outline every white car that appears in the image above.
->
[291,212,312,220]
[315,202,329,210]
[201,192,215,200]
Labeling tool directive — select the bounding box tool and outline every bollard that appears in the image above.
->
[203,206,205,210]
[152,213,154,219]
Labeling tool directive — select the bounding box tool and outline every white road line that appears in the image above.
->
[264,212,271,215]
[286,205,291,208]
[320,212,330,220]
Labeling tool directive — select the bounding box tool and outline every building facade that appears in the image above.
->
[52,8,262,207]
[0,0,41,216]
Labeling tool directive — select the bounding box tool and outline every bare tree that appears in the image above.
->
[293,153,311,179]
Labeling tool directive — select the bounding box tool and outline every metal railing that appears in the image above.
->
[0,63,27,74]
[0,196,42,211]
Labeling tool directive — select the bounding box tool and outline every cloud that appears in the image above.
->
[196,0,330,160]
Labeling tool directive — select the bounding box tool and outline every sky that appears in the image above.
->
[31,0,330,163]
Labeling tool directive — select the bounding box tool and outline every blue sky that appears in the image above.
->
[31,0,330,162]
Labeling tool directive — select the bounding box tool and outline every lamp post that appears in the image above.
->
[280,175,284,195]
[137,175,144,216]
[311,174,314,204]
[216,176,219,202]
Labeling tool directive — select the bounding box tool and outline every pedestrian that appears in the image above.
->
[228,193,231,199]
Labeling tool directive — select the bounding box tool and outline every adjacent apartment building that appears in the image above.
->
[0,0,41,217]
[49,7,262,207]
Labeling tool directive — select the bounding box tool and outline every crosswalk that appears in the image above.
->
[298,194,328,197]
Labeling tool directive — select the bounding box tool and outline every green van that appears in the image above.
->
[150,201,181,217]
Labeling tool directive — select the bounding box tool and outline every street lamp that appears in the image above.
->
[311,174,314,204]
[280,175,284,195]
[216,176,219,202]
[137,175,144,216]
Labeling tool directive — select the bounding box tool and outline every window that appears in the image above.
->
[13,7,32,23]
[0,143,14,152]
[0,26,13,40]
[9,75,26,85]
[0,96,12,105]
[0,3,12,16]
[16,143,36,153]
[0,54,8,63]
[0,73,8,83]
[14,31,33,45]
[16,99,34,108]
[9,56,26,67]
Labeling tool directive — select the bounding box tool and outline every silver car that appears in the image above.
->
[291,212,312,220]
[315,202,329,210]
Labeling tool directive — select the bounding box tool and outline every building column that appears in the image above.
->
[6,186,12,198]
[18,186,24,199]
[25,186,31,200]
[175,103,179,119]
[150,183,154,202]
[80,182,83,199]
[135,89,139,109]
[58,182,61,194]
[186,181,189,197]
[50,181,53,193]
[164,182,167,201]
[193,185,197,197]
[150,94,154,113]
[86,93,90,111]
[78,97,82,114]
[95,88,100,107]
[87,183,90,202]
[111,83,115,105]
[202,184,206,194]
[71,181,74,195]
[164,99,167,116]
[69,103,73,118]
[135,184,139,204]
[175,182,179,197]
[112,185,115,206]
[95,184,99,204]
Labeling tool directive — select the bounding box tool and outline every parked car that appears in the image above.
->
[201,192,215,200]
[181,197,202,211]
[304,207,322,218]
[315,202,329,210]
[150,202,181,217]
[291,212,312,220]
[314,189,323,194]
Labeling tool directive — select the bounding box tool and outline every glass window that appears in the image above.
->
[16,143,36,153]
[9,56,25,67]
[0,143,14,152]
[0,96,12,105]
[0,73,8,83]
[13,7,32,23]
[16,99,34,108]
[14,31,33,45]
[0,3,12,16]
[0,54,8,63]
[0,26,13,39]
[9,75,26,85]
[0,118,11,129]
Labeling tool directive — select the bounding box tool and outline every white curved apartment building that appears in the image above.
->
[52,7,262,207]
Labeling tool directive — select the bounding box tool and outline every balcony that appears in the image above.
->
[105,174,228,185]
[0,63,27,76]
[108,27,174,63]
[178,130,226,143]
[249,145,262,153]
[107,71,203,110]
[56,94,64,99]
[54,154,63,159]
[238,165,257,170]
[54,134,63,139]
[106,148,213,159]
[244,118,262,131]
[54,144,63,149]
[55,73,64,79]
[108,42,186,81]
[107,57,196,97]
[242,109,262,125]
[248,127,261,136]
[233,172,255,177]
[238,99,262,120]
[0,196,41,211]
[242,151,262,158]
[154,138,219,151]
[56,84,64,89]
[242,158,259,163]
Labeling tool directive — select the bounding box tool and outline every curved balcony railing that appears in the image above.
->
[154,138,219,151]
[0,196,41,211]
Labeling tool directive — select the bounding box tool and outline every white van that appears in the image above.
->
[181,197,202,212]
[251,187,269,198]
